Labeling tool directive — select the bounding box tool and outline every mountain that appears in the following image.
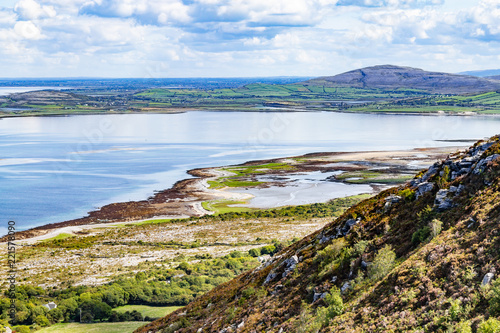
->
[460,69,500,78]
[303,65,500,94]
[136,135,500,333]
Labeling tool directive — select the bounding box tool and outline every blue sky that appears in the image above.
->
[1,0,499,78]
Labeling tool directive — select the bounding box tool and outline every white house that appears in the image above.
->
[43,301,57,310]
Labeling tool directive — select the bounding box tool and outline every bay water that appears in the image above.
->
[1,111,499,231]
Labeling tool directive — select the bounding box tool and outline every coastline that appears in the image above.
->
[3,107,500,119]
[2,145,467,243]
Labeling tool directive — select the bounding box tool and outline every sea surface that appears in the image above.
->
[1,111,499,231]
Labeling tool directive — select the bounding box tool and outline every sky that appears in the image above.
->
[1,0,499,78]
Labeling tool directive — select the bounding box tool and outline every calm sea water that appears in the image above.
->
[1,112,499,231]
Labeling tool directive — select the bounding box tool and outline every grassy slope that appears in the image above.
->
[135,136,500,333]
[113,305,182,318]
[37,322,146,333]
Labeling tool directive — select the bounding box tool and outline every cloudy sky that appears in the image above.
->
[0,0,498,78]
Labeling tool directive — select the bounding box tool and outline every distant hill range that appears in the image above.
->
[459,69,500,78]
[303,65,500,94]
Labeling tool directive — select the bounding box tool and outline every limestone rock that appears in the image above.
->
[341,281,351,294]
[435,189,455,211]
[313,292,327,302]
[482,272,495,286]
[416,182,434,199]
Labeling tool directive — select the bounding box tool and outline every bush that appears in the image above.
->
[12,326,30,333]
[324,287,344,318]
[34,314,50,327]
[260,245,276,255]
[241,287,256,299]
[489,279,500,316]
[430,219,443,239]
[400,188,415,201]
[417,205,434,223]
[455,320,472,333]
[229,251,243,258]
[478,318,500,333]
[411,226,431,246]
[353,240,369,256]
[449,299,462,321]
[248,248,261,257]
[316,239,347,265]
[368,245,396,281]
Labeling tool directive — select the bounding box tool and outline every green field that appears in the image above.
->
[113,305,182,318]
[40,233,74,242]
[37,322,146,333]
[202,200,256,214]
[5,82,500,117]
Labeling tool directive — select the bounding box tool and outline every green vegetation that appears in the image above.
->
[206,163,292,189]
[193,194,372,222]
[37,322,146,333]
[113,305,181,318]
[40,233,75,243]
[367,245,396,281]
[335,170,414,184]
[0,252,258,330]
[201,200,255,214]
[478,318,500,333]
[7,79,500,118]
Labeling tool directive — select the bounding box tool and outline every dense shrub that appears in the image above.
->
[248,248,261,257]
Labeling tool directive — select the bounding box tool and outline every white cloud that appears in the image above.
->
[14,0,56,20]
[80,0,191,25]
[0,0,499,77]
[14,20,43,39]
[337,0,443,8]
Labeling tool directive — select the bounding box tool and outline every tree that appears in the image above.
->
[34,314,50,327]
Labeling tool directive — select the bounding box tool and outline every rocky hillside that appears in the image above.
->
[136,135,500,333]
[304,65,500,94]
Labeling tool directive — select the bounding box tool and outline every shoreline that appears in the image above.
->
[1,145,468,243]
[3,107,500,119]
